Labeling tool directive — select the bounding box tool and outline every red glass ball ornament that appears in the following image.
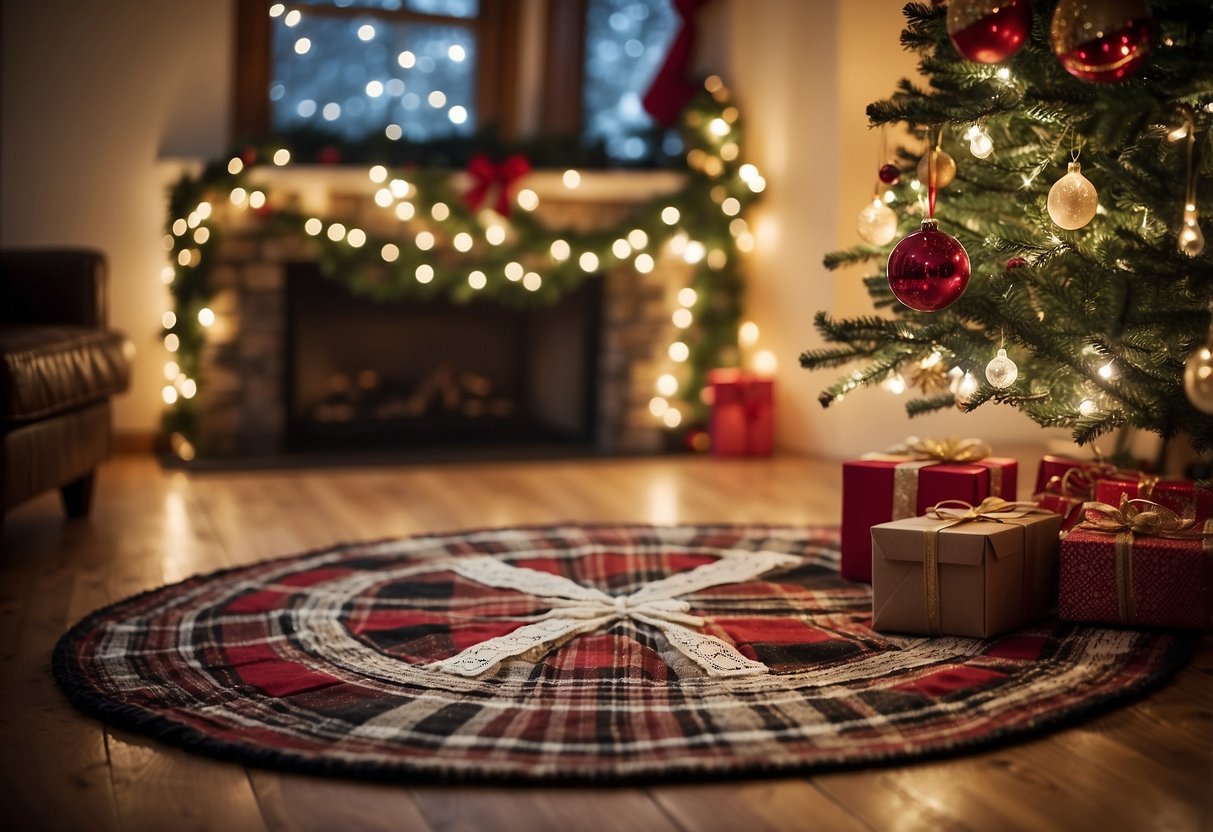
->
[1051,0,1154,83]
[886,219,971,312]
[878,163,901,185]
[1006,256,1027,270]
[947,0,1033,64]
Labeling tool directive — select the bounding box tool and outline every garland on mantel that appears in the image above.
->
[160,78,765,458]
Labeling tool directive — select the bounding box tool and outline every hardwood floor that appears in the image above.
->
[1,453,1210,832]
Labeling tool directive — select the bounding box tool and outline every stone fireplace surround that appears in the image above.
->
[191,169,691,458]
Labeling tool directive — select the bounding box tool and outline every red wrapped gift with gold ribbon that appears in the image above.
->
[709,369,773,457]
[1036,466,1100,532]
[1058,498,1213,631]
[841,437,1018,582]
[871,498,1061,638]
[1093,477,1213,523]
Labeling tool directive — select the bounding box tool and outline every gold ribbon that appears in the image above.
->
[1075,497,1213,625]
[920,498,1055,635]
[865,437,997,523]
[888,436,992,463]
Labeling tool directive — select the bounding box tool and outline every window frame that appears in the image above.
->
[233,0,586,144]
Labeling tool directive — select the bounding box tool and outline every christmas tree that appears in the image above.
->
[800,0,1213,457]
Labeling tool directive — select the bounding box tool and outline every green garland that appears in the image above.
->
[161,81,763,456]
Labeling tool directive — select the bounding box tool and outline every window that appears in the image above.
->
[235,0,681,163]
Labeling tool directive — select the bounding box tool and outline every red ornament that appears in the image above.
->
[886,219,971,312]
[1051,0,1154,83]
[316,146,342,165]
[878,163,901,185]
[241,146,258,165]
[462,153,531,216]
[1006,256,1027,270]
[947,0,1032,64]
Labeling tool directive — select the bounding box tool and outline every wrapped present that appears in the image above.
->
[1036,466,1098,532]
[709,369,773,457]
[1093,476,1213,523]
[1033,454,1118,495]
[1059,498,1213,630]
[841,437,1018,582]
[871,498,1062,638]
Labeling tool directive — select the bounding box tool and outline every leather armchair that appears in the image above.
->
[1,249,131,532]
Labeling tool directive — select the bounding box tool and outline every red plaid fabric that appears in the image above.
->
[53,524,1190,781]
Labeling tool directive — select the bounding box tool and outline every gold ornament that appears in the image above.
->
[916,150,956,189]
[1047,161,1098,230]
[907,359,951,395]
[1184,334,1213,414]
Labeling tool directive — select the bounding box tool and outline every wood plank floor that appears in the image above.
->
[1,453,1210,832]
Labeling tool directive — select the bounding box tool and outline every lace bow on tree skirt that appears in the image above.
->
[433,550,799,677]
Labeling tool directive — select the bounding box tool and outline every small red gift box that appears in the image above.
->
[1093,477,1213,523]
[841,438,1017,583]
[1058,499,1213,631]
[709,369,773,457]
[1033,454,1116,495]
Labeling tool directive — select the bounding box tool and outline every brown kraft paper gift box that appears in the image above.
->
[871,505,1062,639]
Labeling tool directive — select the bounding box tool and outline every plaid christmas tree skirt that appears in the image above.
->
[53,524,1191,782]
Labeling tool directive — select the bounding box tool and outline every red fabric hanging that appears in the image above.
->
[642,0,710,127]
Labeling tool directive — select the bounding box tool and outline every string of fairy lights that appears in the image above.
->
[159,75,768,460]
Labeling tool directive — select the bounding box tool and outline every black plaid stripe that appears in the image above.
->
[53,524,1193,782]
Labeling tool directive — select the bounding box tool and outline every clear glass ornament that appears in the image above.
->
[1184,336,1213,414]
[856,198,898,246]
[985,348,1018,388]
[1047,161,1098,230]
[969,131,994,159]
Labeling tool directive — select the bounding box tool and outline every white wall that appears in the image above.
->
[1,0,232,433]
[718,0,1071,459]
[1,0,1070,456]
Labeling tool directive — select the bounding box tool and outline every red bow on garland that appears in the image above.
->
[462,153,531,217]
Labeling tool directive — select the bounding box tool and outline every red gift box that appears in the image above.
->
[1058,508,1213,631]
[709,369,773,457]
[1093,477,1213,522]
[841,439,1017,583]
[1033,454,1118,495]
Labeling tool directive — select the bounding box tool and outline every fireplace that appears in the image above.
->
[284,264,601,453]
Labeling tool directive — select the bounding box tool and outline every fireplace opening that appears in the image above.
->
[285,264,602,454]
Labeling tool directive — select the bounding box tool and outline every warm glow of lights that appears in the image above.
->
[672,308,693,328]
[634,253,655,273]
[390,179,410,198]
[579,252,599,272]
[955,371,979,403]
[709,118,729,136]
[627,228,648,249]
[415,231,435,250]
[415,264,434,283]
[304,217,323,235]
[181,378,197,399]
[517,189,539,211]
[662,408,682,428]
[736,231,755,252]
[273,148,290,165]
[504,261,524,281]
[448,106,468,125]
[196,201,212,219]
[449,44,466,61]
[366,80,385,98]
[357,23,376,41]
[747,176,766,193]
[164,361,179,380]
[683,240,706,264]
[612,239,631,259]
[187,212,200,229]
[374,188,394,207]
[997,67,1011,80]
[884,373,907,395]
[369,165,388,183]
[721,197,741,216]
[269,3,284,17]
[428,202,449,221]
[661,206,680,225]
[523,272,542,291]
[162,385,179,404]
[921,350,943,368]
[739,163,759,182]
[248,190,266,209]
[550,239,571,261]
[649,397,670,417]
[707,249,727,269]
[753,350,778,376]
[656,374,678,397]
[485,225,506,245]
[1079,399,1097,416]
[1099,361,1115,379]
[346,228,366,248]
[381,243,399,262]
[197,307,215,327]
[398,50,416,68]
[193,227,210,244]
[172,218,187,236]
[284,8,301,26]
[562,169,581,189]
[164,333,180,352]
[427,91,447,108]
[227,156,244,174]
[294,37,311,55]
[327,223,346,241]
[177,249,192,267]
[720,142,739,161]
[453,232,473,252]
[704,75,723,92]
[230,187,248,206]
[395,202,415,220]
[162,311,176,329]
[161,266,175,284]
[678,288,697,307]
[738,321,760,347]
[729,218,748,236]
[468,270,487,289]
[385,123,402,140]
[669,342,690,362]
[668,233,688,256]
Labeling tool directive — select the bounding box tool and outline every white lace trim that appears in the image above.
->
[430,550,799,678]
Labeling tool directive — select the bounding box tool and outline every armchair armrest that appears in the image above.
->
[0,248,109,327]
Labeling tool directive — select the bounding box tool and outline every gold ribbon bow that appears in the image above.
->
[890,436,992,463]
[919,498,1054,635]
[1074,498,1212,624]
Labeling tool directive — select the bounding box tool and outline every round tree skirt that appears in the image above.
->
[54,524,1190,782]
